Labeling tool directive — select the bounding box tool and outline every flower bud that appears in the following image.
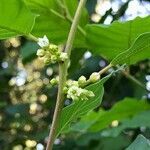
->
[63,87,68,94]
[43,57,51,64]
[66,80,73,87]
[37,49,45,57]
[79,89,94,100]
[51,55,58,63]
[87,91,95,97]
[59,53,68,62]
[66,80,78,87]
[89,72,100,83]
[72,81,78,86]
[78,76,86,86]
[50,78,58,85]
[49,44,58,52]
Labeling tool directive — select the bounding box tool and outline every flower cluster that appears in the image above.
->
[64,80,94,101]
[50,72,101,101]
[36,35,68,65]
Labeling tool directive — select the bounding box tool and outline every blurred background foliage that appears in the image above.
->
[0,0,150,149]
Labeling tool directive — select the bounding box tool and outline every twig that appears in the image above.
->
[122,71,146,90]
[115,66,146,90]
[64,1,87,57]
[45,1,87,149]
[98,64,112,75]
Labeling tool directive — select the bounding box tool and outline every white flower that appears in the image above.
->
[67,86,79,100]
[38,35,49,48]
[67,86,78,95]
[76,88,84,97]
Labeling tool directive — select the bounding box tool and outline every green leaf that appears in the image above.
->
[70,110,101,132]
[24,0,56,12]
[0,0,36,39]
[32,15,70,44]
[56,73,113,137]
[25,0,88,46]
[86,16,150,60]
[126,134,150,150]
[77,134,130,150]
[101,110,150,137]
[111,32,150,65]
[89,98,150,132]
[71,98,150,132]
[0,29,17,39]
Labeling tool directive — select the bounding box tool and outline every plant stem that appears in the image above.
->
[64,0,87,57]
[27,34,38,42]
[46,64,66,150]
[98,64,112,75]
[122,71,146,90]
[80,64,113,87]
[67,17,86,36]
[46,0,87,149]
[97,64,145,90]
